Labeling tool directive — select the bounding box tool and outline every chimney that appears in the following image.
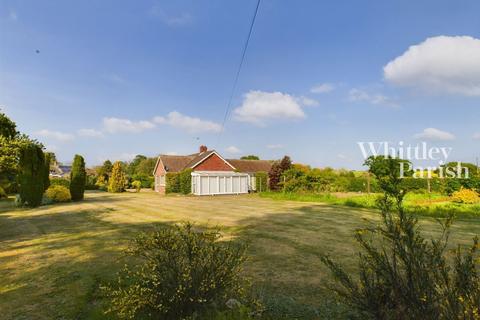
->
[199,145,208,153]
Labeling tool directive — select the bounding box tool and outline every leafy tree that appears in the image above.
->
[127,155,147,175]
[268,156,292,191]
[70,155,86,201]
[0,111,18,139]
[18,143,45,207]
[321,156,480,319]
[240,155,260,160]
[108,161,126,193]
[98,160,113,180]
[135,157,157,176]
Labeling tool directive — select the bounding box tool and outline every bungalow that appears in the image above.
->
[153,145,272,195]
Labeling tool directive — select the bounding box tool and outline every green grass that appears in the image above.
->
[260,191,480,217]
[1,191,480,319]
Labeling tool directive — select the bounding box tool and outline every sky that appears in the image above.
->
[1,0,480,169]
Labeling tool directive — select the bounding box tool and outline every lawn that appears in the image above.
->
[1,191,480,319]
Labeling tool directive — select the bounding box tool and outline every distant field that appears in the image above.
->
[260,191,480,217]
[1,191,479,319]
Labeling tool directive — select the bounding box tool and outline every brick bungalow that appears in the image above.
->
[153,145,272,195]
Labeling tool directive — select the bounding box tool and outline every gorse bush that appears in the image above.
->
[321,156,480,319]
[452,188,480,204]
[70,154,86,201]
[104,223,247,320]
[44,185,71,203]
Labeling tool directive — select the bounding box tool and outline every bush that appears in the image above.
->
[165,172,179,193]
[44,185,71,203]
[178,168,192,194]
[50,177,70,188]
[0,186,7,199]
[108,161,126,193]
[452,188,480,204]
[103,223,247,320]
[131,173,154,188]
[70,154,86,201]
[131,180,141,192]
[322,156,480,319]
[18,143,45,207]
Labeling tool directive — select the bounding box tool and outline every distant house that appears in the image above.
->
[153,145,272,195]
[49,164,72,178]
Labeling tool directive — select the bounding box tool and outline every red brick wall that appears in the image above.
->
[193,153,233,171]
[155,159,166,175]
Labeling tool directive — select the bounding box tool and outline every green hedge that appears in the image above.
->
[165,169,192,194]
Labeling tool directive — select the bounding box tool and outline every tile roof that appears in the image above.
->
[227,159,273,173]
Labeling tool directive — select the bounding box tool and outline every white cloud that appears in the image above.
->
[225,146,241,154]
[103,117,155,133]
[473,133,480,140]
[414,128,455,141]
[154,111,221,133]
[150,5,192,26]
[77,128,104,138]
[384,36,480,96]
[348,88,398,108]
[234,90,306,125]
[266,144,284,149]
[310,83,334,94]
[298,96,319,107]
[35,129,74,142]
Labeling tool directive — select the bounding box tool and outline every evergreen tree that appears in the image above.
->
[108,161,126,193]
[18,143,45,207]
[70,155,86,201]
[43,152,51,191]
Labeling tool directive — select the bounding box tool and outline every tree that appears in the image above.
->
[43,152,51,191]
[321,156,480,319]
[268,156,292,191]
[70,155,86,201]
[240,155,260,160]
[0,111,18,139]
[18,143,45,207]
[127,155,147,175]
[109,161,126,193]
[98,160,113,179]
[135,157,157,176]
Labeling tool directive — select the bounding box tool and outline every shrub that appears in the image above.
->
[103,223,247,320]
[85,174,99,190]
[70,154,86,201]
[108,161,126,193]
[255,171,268,192]
[44,185,71,203]
[50,177,70,188]
[165,172,179,193]
[18,143,45,207]
[0,186,7,199]
[452,188,480,204]
[268,156,292,191]
[322,156,480,319]
[131,173,154,188]
[178,168,192,194]
[95,174,108,191]
[131,180,141,192]
[43,152,51,191]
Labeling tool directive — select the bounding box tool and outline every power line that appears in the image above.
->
[217,0,261,145]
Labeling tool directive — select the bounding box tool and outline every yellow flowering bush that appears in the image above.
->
[103,223,247,319]
[452,188,480,204]
[44,185,71,203]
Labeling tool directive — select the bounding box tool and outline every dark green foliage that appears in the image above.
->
[165,172,179,193]
[165,169,192,194]
[178,168,192,194]
[0,186,7,198]
[268,156,292,191]
[0,112,18,139]
[18,143,45,207]
[97,160,113,182]
[255,171,268,192]
[103,223,247,320]
[70,155,86,201]
[43,152,51,191]
[240,155,260,160]
[135,157,157,176]
[131,173,153,188]
[321,156,480,319]
[85,174,99,190]
[126,155,147,175]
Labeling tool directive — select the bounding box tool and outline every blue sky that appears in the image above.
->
[1,0,480,169]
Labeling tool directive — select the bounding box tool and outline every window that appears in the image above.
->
[159,174,166,186]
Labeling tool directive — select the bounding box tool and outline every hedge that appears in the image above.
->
[165,169,192,194]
